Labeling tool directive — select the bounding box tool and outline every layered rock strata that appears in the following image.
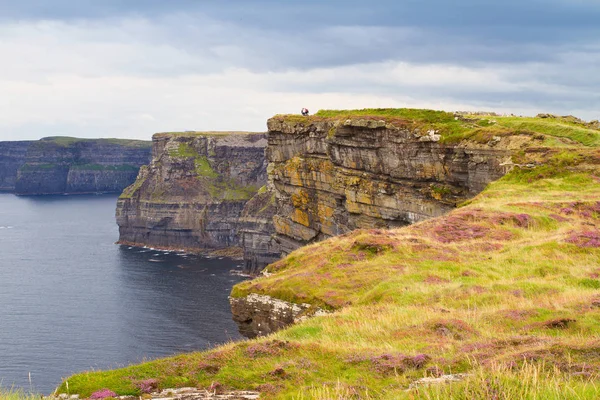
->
[237,188,279,274]
[0,137,152,195]
[116,132,270,255]
[266,116,514,256]
[0,141,32,191]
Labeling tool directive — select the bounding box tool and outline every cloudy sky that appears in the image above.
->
[0,0,599,141]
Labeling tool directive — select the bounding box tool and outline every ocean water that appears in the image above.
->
[0,194,245,394]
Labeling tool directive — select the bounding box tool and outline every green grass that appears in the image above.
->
[492,117,600,147]
[168,142,198,158]
[195,156,219,178]
[80,176,600,397]
[274,108,600,148]
[315,108,458,123]
[207,179,259,201]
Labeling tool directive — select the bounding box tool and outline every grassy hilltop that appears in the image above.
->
[56,109,600,399]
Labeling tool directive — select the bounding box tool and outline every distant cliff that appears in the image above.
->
[116,132,272,259]
[0,137,152,195]
[0,141,33,192]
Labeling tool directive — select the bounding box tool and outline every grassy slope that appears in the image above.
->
[59,110,600,399]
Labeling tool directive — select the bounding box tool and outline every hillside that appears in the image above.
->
[57,110,600,399]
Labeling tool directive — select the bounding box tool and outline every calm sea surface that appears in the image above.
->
[0,194,245,394]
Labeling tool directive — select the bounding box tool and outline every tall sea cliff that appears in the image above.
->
[266,114,514,258]
[115,132,273,259]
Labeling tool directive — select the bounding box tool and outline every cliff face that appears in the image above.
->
[238,188,279,274]
[231,113,524,337]
[266,116,514,256]
[116,132,270,254]
[0,141,32,191]
[8,137,152,195]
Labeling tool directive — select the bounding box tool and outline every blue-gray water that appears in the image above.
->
[0,194,245,394]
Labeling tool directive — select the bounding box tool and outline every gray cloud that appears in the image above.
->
[0,0,598,140]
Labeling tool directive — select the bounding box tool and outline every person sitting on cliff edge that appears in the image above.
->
[301,107,309,116]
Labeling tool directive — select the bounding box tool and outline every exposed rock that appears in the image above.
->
[46,388,260,400]
[238,188,279,275]
[116,132,269,259]
[407,373,471,389]
[266,116,514,257]
[230,293,328,338]
[0,141,32,191]
[0,137,152,195]
[542,318,576,329]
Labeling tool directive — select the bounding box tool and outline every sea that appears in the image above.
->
[0,193,246,394]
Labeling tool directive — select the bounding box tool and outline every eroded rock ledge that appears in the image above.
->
[230,293,328,338]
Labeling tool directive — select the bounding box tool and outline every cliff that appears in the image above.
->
[58,110,600,399]
[116,132,269,254]
[231,109,600,336]
[0,137,152,195]
[0,141,32,191]
[266,112,517,257]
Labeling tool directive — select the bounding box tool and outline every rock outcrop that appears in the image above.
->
[0,137,152,195]
[266,116,514,256]
[230,293,328,338]
[116,132,271,256]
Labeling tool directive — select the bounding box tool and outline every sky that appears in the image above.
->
[0,0,599,141]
